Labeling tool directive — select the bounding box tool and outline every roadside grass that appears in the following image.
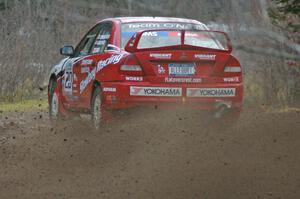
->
[0,99,48,113]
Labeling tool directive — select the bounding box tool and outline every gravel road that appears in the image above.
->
[0,106,299,199]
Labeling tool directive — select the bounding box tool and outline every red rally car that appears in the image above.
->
[48,17,243,128]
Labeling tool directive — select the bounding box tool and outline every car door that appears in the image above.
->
[71,22,113,108]
[61,24,101,106]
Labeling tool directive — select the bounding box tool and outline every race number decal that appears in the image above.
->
[65,71,72,89]
[63,61,73,93]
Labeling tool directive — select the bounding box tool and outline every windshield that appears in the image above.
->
[121,22,207,48]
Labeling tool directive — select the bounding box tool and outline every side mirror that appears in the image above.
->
[60,46,74,56]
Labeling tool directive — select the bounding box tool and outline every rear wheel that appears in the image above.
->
[210,108,241,129]
[91,87,103,129]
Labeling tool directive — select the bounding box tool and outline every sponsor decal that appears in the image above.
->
[157,65,165,74]
[165,77,202,83]
[103,87,117,92]
[99,35,110,40]
[185,32,199,37]
[80,67,96,94]
[125,76,143,81]
[143,32,158,37]
[81,67,90,74]
[194,54,216,60]
[127,23,206,31]
[223,77,240,82]
[79,54,124,93]
[97,54,124,72]
[63,61,73,93]
[130,86,182,97]
[95,40,107,45]
[81,59,93,65]
[187,88,236,97]
[92,47,101,54]
[73,74,78,81]
[150,53,172,59]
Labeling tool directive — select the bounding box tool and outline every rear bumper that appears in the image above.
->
[101,82,243,110]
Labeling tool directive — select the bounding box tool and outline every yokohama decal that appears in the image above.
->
[187,88,236,97]
[130,87,182,97]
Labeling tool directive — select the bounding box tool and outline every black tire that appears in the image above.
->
[48,79,60,121]
[91,87,103,129]
[210,108,240,129]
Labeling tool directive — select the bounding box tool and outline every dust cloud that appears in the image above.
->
[0,106,299,199]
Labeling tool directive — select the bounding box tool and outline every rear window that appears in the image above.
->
[121,22,207,48]
[136,30,228,51]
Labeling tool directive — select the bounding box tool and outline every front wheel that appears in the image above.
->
[48,79,60,120]
[91,87,104,129]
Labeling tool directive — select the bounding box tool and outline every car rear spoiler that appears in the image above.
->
[124,29,233,53]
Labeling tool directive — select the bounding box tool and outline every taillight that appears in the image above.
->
[120,55,144,76]
[120,65,142,71]
[224,66,242,73]
[223,57,242,77]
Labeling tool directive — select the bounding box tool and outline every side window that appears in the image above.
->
[74,25,101,57]
[91,23,112,54]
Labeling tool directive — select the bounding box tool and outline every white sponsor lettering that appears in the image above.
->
[223,77,240,82]
[130,87,182,97]
[165,77,202,83]
[150,53,172,59]
[81,67,90,73]
[97,54,124,72]
[125,76,143,81]
[128,23,206,30]
[95,40,106,45]
[73,74,77,81]
[103,87,117,92]
[81,59,93,65]
[194,54,216,60]
[80,67,96,94]
[143,32,158,37]
[187,88,236,97]
[99,35,110,40]
[92,47,101,54]
[79,54,124,93]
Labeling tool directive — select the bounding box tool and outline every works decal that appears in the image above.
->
[130,87,182,97]
[223,77,240,83]
[187,88,236,97]
[125,76,143,81]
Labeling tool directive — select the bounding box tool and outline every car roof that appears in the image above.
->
[99,16,206,26]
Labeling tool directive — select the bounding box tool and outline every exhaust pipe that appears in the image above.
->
[213,101,232,119]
